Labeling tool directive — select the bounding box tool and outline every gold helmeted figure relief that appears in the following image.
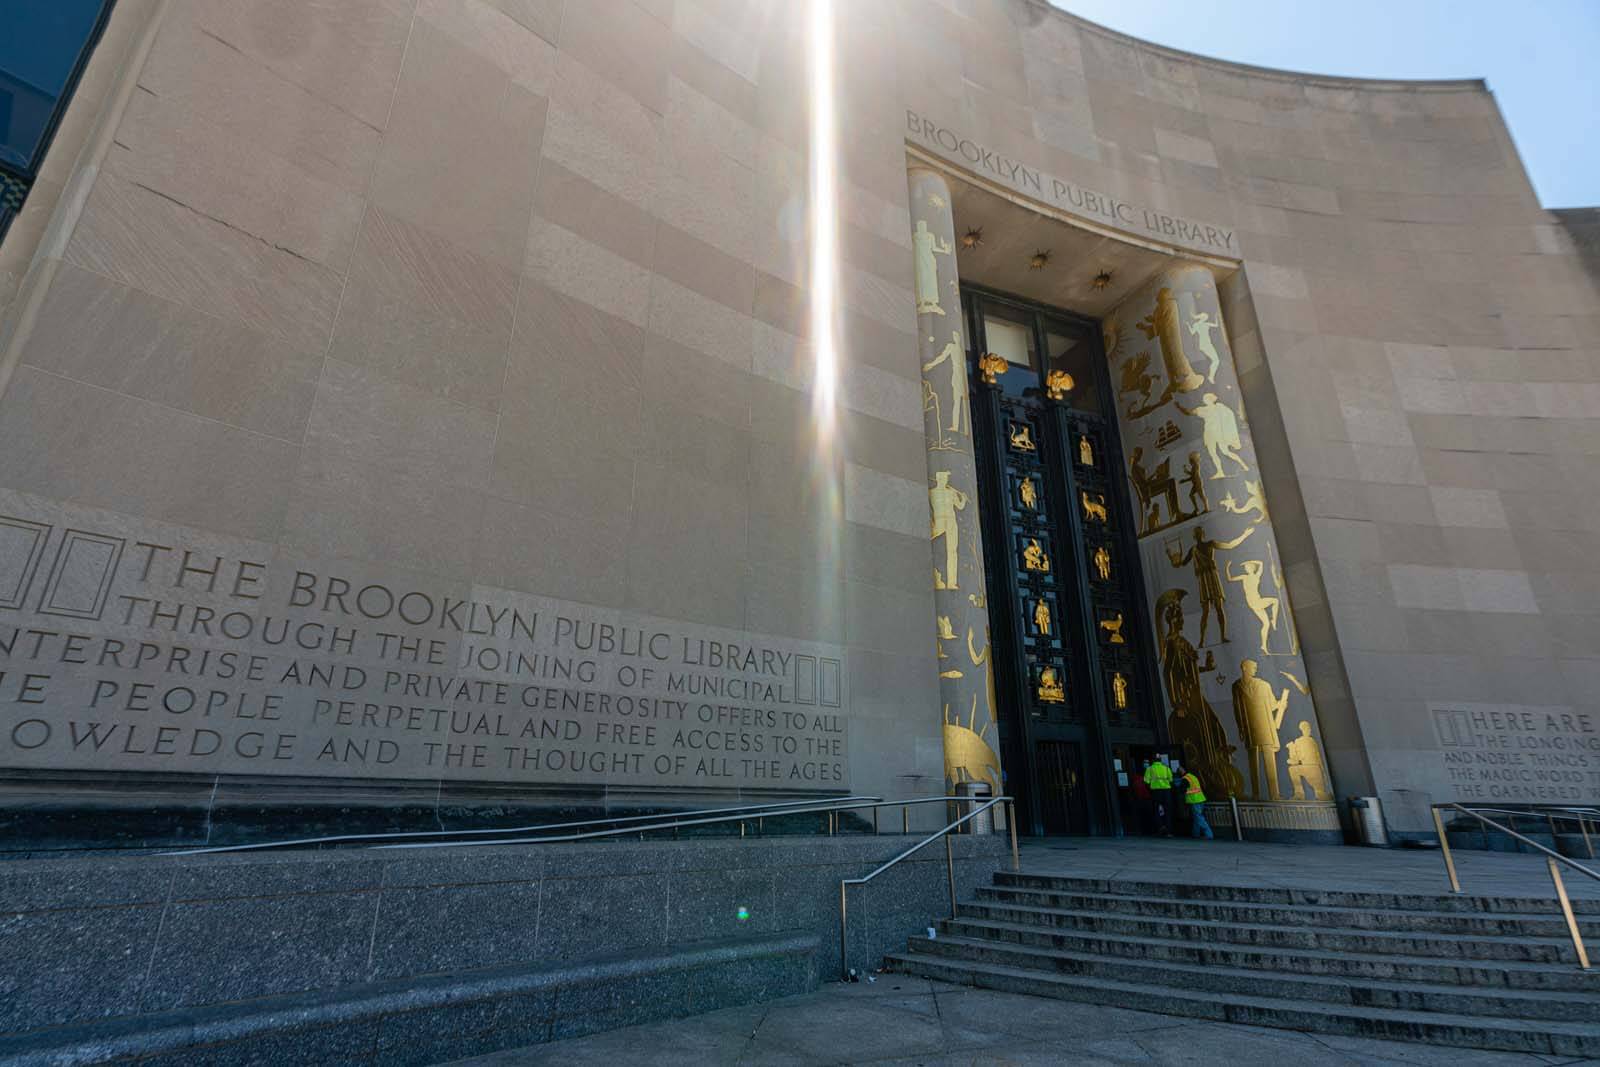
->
[1008,422,1036,452]
[1045,370,1074,401]
[1156,588,1241,799]
[1018,477,1038,510]
[1112,672,1129,710]
[977,352,1008,385]
[1099,613,1126,644]
[1023,538,1050,573]
[1226,559,1281,655]
[1188,310,1222,383]
[929,471,968,591]
[1176,392,1248,480]
[1093,545,1112,581]
[1286,720,1333,801]
[1167,524,1254,647]
[922,331,970,437]
[1034,598,1051,635]
[1232,658,1289,801]
[1078,434,1094,467]
[1183,452,1208,515]
[1037,666,1065,703]
[1081,491,1108,523]
[912,218,952,316]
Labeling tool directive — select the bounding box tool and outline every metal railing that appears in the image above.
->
[1435,805,1597,860]
[164,795,887,855]
[839,795,1019,979]
[1430,803,1598,970]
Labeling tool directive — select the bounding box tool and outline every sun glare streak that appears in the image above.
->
[807,0,839,428]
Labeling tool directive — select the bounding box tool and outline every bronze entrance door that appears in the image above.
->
[963,287,1168,837]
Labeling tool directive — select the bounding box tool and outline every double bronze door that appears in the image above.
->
[963,288,1165,837]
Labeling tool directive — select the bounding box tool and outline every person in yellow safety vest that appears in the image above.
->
[1175,761,1214,840]
[1142,757,1174,837]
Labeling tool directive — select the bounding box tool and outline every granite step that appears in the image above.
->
[975,884,1600,939]
[904,932,1600,1022]
[935,916,1600,993]
[959,900,1583,963]
[994,871,1600,916]
[884,954,1600,1057]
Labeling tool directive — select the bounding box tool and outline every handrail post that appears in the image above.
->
[1548,856,1591,970]
[839,882,849,979]
[1229,795,1243,842]
[1433,806,1461,893]
[903,806,909,835]
[1007,798,1020,873]
[872,806,879,835]
[945,833,958,918]
[1582,817,1595,860]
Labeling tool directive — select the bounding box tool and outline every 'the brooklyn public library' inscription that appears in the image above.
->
[906,109,1239,255]
[0,494,847,790]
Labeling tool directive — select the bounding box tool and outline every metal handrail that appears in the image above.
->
[163,794,886,856]
[376,794,981,851]
[1430,802,1598,970]
[838,795,1019,979]
[1434,804,1597,860]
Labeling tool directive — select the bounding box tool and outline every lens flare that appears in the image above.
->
[807,0,839,422]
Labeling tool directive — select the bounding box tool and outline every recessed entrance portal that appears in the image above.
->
[961,286,1167,837]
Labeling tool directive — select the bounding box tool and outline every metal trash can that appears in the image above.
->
[955,781,992,835]
[1350,796,1388,847]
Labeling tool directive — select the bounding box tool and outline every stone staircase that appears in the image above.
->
[886,871,1600,1057]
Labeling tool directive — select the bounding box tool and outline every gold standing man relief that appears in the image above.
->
[1226,559,1281,655]
[1019,478,1038,510]
[1232,659,1289,801]
[1286,721,1333,801]
[929,472,968,590]
[1034,599,1051,635]
[1167,524,1253,646]
[1092,545,1112,581]
[922,331,970,436]
[1176,393,1248,480]
[912,219,952,316]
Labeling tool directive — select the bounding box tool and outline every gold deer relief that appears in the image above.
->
[1081,491,1108,523]
[1099,613,1126,645]
[1037,666,1065,704]
[1009,422,1036,452]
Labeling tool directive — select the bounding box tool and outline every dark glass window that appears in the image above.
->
[0,0,113,239]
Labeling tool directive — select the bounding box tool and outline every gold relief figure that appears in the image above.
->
[927,193,946,208]
[1286,720,1333,801]
[1219,479,1268,525]
[1187,310,1222,384]
[1078,434,1094,467]
[1037,666,1065,703]
[1226,559,1280,655]
[939,665,964,679]
[1167,524,1254,647]
[1018,477,1038,510]
[1023,538,1050,573]
[1045,370,1074,401]
[1119,351,1156,409]
[1157,589,1242,799]
[944,701,1001,793]
[977,352,1008,385]
[1034,598,1051,635]
[1099,613,1126,644]
[1232,659,1289,801]
[935,614,955,660]
[1270,544,1299,656]
[968,626,997,718]
[929,472,968,591]
[1092,545,1112,581]
[1183,452,1208,515]
[922,331,970,436]
[1136,286,1206,397]
[1081,492,1108,523]
[1129,448,1180,534]
[1009,423,1036,452]
[1112,672,1129,710]
[912,219,952,316]
[1175,393,1248,480]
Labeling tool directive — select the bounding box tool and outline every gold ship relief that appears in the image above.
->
[1037,665,1065,703]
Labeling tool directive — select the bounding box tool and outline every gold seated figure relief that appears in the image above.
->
[1022,538,1050,573]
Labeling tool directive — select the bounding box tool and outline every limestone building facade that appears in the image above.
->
[0,0,1595,846]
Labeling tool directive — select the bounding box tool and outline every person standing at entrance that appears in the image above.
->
[1143,757,1174,837]
[1132,763,1153,835]
[1179,765,1214,839]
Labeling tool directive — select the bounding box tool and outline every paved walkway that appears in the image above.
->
[452,977,1593,1066]
[1017,836,1600,901]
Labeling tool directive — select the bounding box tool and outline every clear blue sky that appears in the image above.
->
[1052,0,1600,208]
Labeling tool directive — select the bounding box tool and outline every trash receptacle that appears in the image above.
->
[955,781,992,834]
[1350,796,1388,847]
